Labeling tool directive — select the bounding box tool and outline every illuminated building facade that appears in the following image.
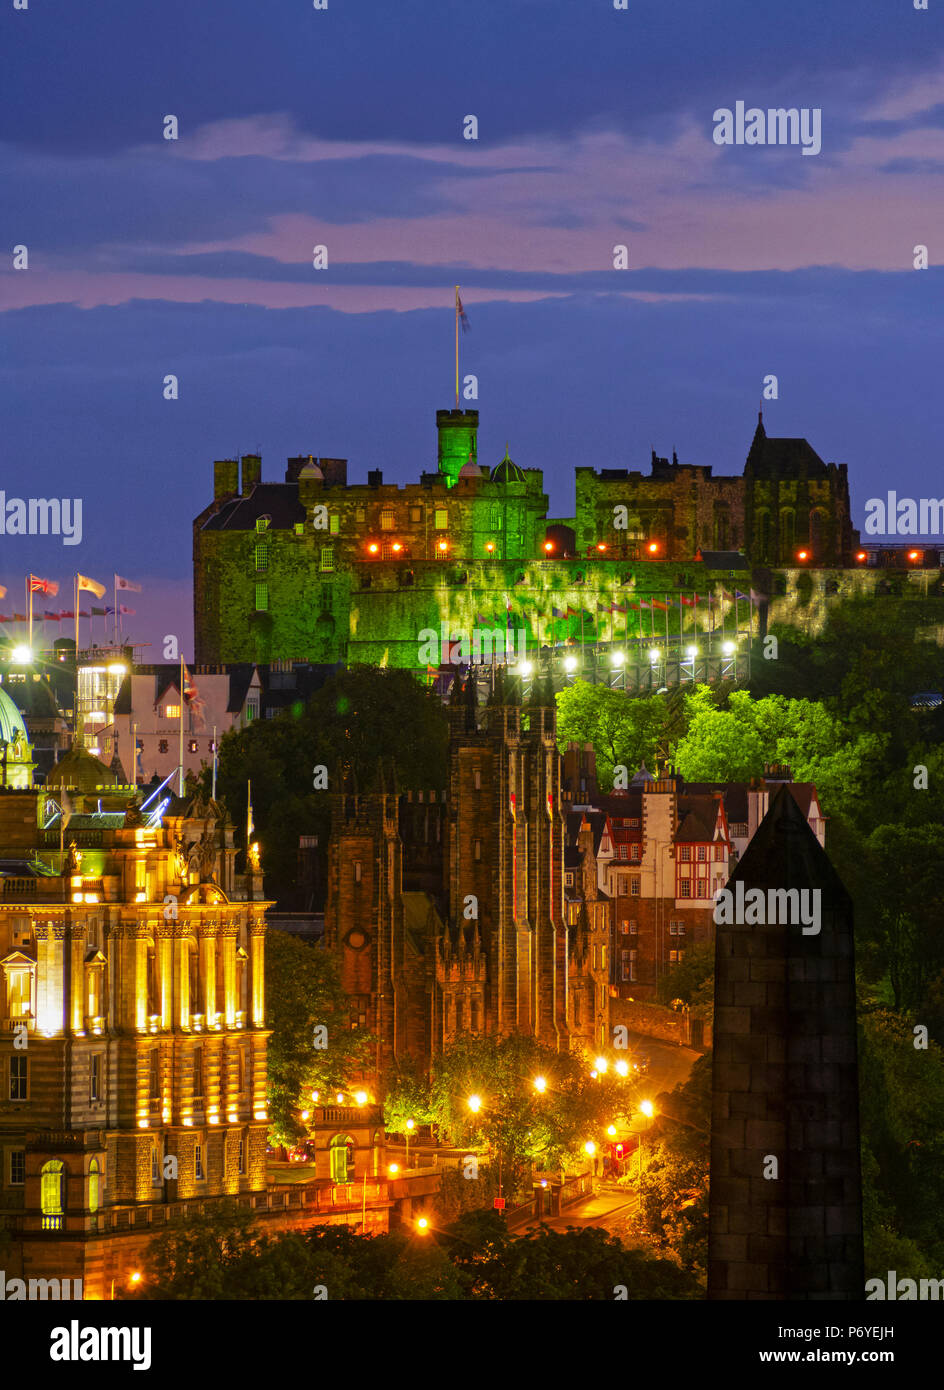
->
[0,764,269,1300]
[193,407,860,669]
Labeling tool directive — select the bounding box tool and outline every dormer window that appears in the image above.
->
[255,517,270,534]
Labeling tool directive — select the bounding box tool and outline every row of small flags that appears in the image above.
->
[0,607,136,622]
[0,573,141,620]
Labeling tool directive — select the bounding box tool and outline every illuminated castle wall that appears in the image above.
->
[193,408,860,669]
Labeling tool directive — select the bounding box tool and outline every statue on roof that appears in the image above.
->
[123,797,144,828]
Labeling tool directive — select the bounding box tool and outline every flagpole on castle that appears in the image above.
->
[26,576,32,652]
[455,285,460,408]
[73,575,79,741]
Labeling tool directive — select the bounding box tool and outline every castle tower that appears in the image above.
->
[436,408,478,489]
[708,785,863,1299]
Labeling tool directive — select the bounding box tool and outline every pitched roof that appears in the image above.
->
[745,415,829,479]
[200,484,306,531]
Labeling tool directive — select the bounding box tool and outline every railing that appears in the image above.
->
[2,1017,34,1032]
[41,1214,64,1230]
[560,1171,594,1207]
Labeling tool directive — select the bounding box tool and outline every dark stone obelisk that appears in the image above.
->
[707,785,863,1299]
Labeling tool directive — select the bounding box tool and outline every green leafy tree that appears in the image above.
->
[555,682,675,787]
[204,666,448,904]
[265,929,373,1142]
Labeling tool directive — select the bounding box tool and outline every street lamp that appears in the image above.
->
[594,1056,608,1074]
[615,1059,629,1078]
[533,1076,547,1094]
[467,1095,481,1113]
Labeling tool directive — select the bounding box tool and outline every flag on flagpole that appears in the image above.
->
[43,610,61,621]
[182,664,206,728]
[29,575,59,596]
[456,287,470,333]
[119,604,136,615]
[115,574,142,593]
[0,587,6,600]
[77,574,106,599]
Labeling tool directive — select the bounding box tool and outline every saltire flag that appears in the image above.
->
[30,575,59,596]
[456,287,470,332]
[78,574,106,598]
[115,575,142,593]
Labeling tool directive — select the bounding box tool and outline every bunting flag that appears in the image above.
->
[30,575,59,596]
[115,574,142,593]
[77,574,106,598]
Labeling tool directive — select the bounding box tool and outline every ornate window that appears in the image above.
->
[41,1160,65,1229]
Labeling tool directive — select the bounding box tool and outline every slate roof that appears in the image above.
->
[200,484,306,531]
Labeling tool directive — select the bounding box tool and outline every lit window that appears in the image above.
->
[354,860,362,883]
[188,740,198,753]
[630,844,641,861]
[320,547,335,573]
[679,880,691,898]
[329,513,340,535]
[255,518,269,534]
[473,770,481,790]
[409,506,423,524]
[255,583,268,612]
[697,845,707,861]
[380,509,395,531]
[88,1157,101,1214]
[195,1144,205,1181]
[679,846,691,861]
[40,1160,65,1227]
[669,949,684,965]
[89,1053,102,1102]
[474,839,481,861]
[158,739,168,755]
[434,508,448,529]
[630,878,640,897]
[10,1055,27,1101]
[254,543,269,571]
[165,705,181,719]
[629,920,638,935]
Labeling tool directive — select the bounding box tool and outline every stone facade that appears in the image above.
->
[707,786,863,1299]
[0,777,270,1300]
[193,407,861,668]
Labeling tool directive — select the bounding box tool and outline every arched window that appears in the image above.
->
[235,947,249,1015]
[755,510,771,561]
[810,508,828,559]
[779,509,795,557]
[88,1158,101,1214]
[187,939,201,1014]
[329,1134,355,1184]
[41,1160,65,1229]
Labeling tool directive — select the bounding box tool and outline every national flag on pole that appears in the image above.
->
[456,287,470,332]
[183,664,206,727]
[551,606,564,618]
[735,590,749,600]
[749,589,764,603]
[30,575,59,596]
[597,601,612,614]
[115,574,142,593]
[77,574,106,599]
[119,604,135,616]
[612,602,627,614]
[650,598,670,611]
[43,610,61,621]
[247,781,254,846]
[0,587,6,600]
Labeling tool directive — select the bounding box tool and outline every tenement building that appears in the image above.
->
[0,726,269,1300]
[193,406,860,668]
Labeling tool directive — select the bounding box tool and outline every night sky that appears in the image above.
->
[2,0,942,656]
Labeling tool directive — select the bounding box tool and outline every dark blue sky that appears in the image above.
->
[2,0,943,655]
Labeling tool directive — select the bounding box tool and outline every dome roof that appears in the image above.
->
[298,454,324,480]
[458,454,483,479]
[492,444,525,485]
[0,686,30,747]
[46,743,117,792]
[2,677,59,721]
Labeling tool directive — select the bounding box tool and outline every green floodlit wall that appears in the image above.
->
[348,559,760,670]
[436,409,479,488]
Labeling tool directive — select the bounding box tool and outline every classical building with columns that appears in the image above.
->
[0,739,269,1299]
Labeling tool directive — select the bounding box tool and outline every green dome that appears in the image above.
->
[0,685,30,746]
[46,744,117,792]
[492,444,525,485]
